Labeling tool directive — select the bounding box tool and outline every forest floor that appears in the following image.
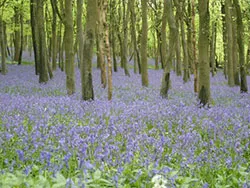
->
[0,64,250,187]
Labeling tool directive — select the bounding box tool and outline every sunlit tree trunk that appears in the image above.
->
[14,4,21,62]
[225,0,234,87]
[221,3,228,79]
[160,0,177,98]
[51,0,57,70]
[233,0,248,92]
[18,1,24,65]
[0,16,6,75]
[121,0,130,76]
[65,0,75,95]
[30,0,39,75]
[174,4,182,76]
[232,9,239,85]
[210,21,217,77]
[97,1,107,88]
[103,0,112,100]
[37,0,50,83]
[141,0,148,87]
[198,0,210,106]
[81,0,97,100]
[192,0,198,92]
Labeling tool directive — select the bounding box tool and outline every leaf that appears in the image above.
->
[169,170,178,178]
[53,172,66,183]
[93,169,102,180]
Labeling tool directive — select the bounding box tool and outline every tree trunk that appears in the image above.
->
[65,0,75,95]
[160,0,177,98]
[221,3,228,79]
[141,0,148,87]
[18,1,24,65]
[121,0,130,76]
[81,0,97,100]
[174,6,182,76]
[233,0,248,92]
[14,4,21,62]
[103,0,112,100]
[30,0,39,75]
[210,21,217,77]
[130,0,138,73]
[51,0,57,70]
[198,0,210,107]
[225,0,235,87]
[97,1,107,88]
[232,9,240,85]
[179,1,189,83]
[37,0,49,83]
[0,17,6,75]
[192,0,198,93]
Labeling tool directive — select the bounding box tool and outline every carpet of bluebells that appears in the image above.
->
[0,64,250,188]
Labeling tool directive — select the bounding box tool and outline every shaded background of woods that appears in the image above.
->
[0,0,249,106]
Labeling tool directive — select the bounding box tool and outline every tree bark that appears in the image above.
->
[141,0,148,87]
[65,0,75,95]
[37,0,49,83]
[103,0,112,100]
[225,0,235,87]
[198,0,210,107]
[160,0,177,98]
[97,0,107,88]
[0,17,6,75]
[51,0,57,70]
[81,0,97,100]
[233,0,248,92]
[30,0,39,75]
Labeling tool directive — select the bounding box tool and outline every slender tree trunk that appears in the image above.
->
[221,3,228,79]
[103,0,112,100]
[97,1,107,88]
[174,7,182,76]
[18,1,24,65]
[198,0,210,107]
[121,0,130,76]
[14,5,20,62]
[82,0,97,100]
[51,0,57,70]
[233,0,248,92]
[210,21,217,77]
[65,0,75,95]
[131,0,138,73]
[192,0,198,93]
[0,17,6,75]
[232,10,240,85]
[160,0,177,98]
[179,1,189,83]
[141,0,148,87]
[37,0,49,83]
[30,0,39,75]
[225,0,234,87]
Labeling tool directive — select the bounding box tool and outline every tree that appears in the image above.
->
[0,15,6,75]
[233,0,248,92]
[141,0,148,87]
[37,0,49,83]
[102,0,112,100]
[198,0,210,106]
[51,0,57,71]
[64,0,75,95]
[81,0,97,100]
[160,0,178,98]
[225,0,235,87]
[121,0,130,76]
[96,0,107,88]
